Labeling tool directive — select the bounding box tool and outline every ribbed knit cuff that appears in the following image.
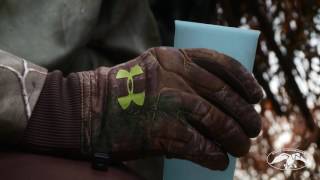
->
[22,70,82,158]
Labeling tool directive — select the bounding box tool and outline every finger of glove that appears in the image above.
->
[173,128,229,171]
[193,84,261,138]
[183,48,264,104]
[178,91,251,157]
[155,116,229,170]
[152,48,261,137]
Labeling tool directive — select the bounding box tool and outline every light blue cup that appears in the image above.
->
[163,20,260,180]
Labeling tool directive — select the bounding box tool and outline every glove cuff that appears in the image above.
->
[77,67,111,156]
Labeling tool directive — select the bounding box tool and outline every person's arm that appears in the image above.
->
[0,50,47,146]
[1,47,264,170]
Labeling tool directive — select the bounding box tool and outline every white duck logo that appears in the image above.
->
[267,149,308,170]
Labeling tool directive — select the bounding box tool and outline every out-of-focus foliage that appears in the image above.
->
[233,1,320,179]
[151,0,320,179]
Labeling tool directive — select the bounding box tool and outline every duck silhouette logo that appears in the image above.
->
[267,149,309,170]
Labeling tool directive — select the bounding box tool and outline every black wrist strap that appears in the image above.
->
[92,152,111,171]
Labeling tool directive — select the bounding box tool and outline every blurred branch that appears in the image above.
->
[219,0,240,26]
[254,60,283,115]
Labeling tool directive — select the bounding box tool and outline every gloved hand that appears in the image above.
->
[79,47,264,170]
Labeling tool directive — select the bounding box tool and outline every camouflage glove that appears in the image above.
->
[78,47,263,170]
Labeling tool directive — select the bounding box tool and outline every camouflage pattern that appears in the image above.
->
[0,50,47,145]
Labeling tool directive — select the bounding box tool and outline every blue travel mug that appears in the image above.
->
[163,20,260,180]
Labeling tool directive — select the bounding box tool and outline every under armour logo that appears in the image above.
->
[116,65,145,110]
